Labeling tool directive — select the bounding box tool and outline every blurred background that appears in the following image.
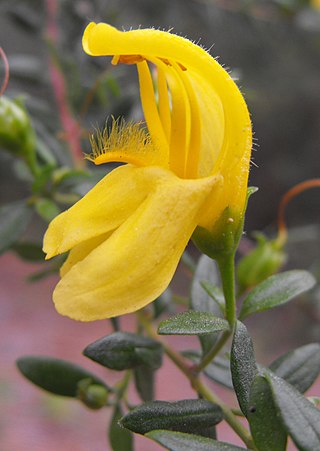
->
[0,0,319,450]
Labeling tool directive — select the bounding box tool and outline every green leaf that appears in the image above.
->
[120,399,223,435]
[158,311,229,336]
[109,404,133,451]
[248,374,287,451]
[0,201,32,254]
[204,356,233,390]
[34,198,60,222]
[239,270,316,319]
[269,343,320,393]
[266,371,320,451]
[31,165,54,193]
[134,365,155,402]
[231,321,258,416]
[12,241,45,261]
[191,255,222,315]
[83,332,163,371]
[146,430,245,451]
[16,356,108,397]
[200,281,225,314]
[153,288,173,319]
[190,255,223,354]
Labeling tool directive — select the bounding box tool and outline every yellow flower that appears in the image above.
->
[43,23,252,321]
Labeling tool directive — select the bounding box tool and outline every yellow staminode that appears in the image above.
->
[43,23,252,321]
[86,118,162,167]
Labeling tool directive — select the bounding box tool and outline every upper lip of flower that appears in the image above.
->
[82,22,251,182]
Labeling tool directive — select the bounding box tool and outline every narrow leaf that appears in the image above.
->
[120,399,223,435]
[204,356,233,390]
[240,270,316,319]
[191,255,222,315]
[16,356,108,397]
[0,201,32,254]
[269,343,320,393]
[146,430,245,451]
[248,374,287,451]
[12,241,45,261]
[109,404,133,451]
[231,321,258,416]
[35,198,60,222]
[83,332,163,371]
[134,365,155,402]
[200,281,225,314]
[266,372,320,451]
[158,311,229,336]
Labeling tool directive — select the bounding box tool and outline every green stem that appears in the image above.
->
[218,254,237,328]
[195,253,237,372]
[194,329,231,373]
[138,312,256,449]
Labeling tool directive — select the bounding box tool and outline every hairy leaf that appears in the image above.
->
[248,374,287,451]
[120,399,223,435]
[146,430,245,450]
[269,343,320,393]
[16,356,107,397]
[83,332,163,371]
[109,404,133,451]
[158,311,229,336]
[240,270,316,319]
[231,322,258,416]
[266,372,320,450]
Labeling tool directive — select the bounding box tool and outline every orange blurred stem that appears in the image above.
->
[45,0,84,167]
[277,179,320,246]
[0,47,9,96]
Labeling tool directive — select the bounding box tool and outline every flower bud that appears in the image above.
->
[77,378,108,410]
[0,96,36,170]
[237,233,286,291]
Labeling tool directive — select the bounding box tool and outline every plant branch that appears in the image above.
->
[137,311,256,449]
[0,47,9,96]
[218,254,237,328]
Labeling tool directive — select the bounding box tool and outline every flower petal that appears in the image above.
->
[44,164,161,258]
[52,168,220,321]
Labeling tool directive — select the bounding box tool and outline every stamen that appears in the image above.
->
[157,66,171,141]
[136,60,169,163]
[146,56,190,178]
[171,61,201,178]
[86,117,163,167]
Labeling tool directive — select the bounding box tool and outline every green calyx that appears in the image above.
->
[192,206,244,260]
[0,95,37,173]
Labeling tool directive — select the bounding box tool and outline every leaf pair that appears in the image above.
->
[231,322,320,450]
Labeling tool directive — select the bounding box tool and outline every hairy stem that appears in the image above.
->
[194,253,237,372]
[218,253,237,328]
